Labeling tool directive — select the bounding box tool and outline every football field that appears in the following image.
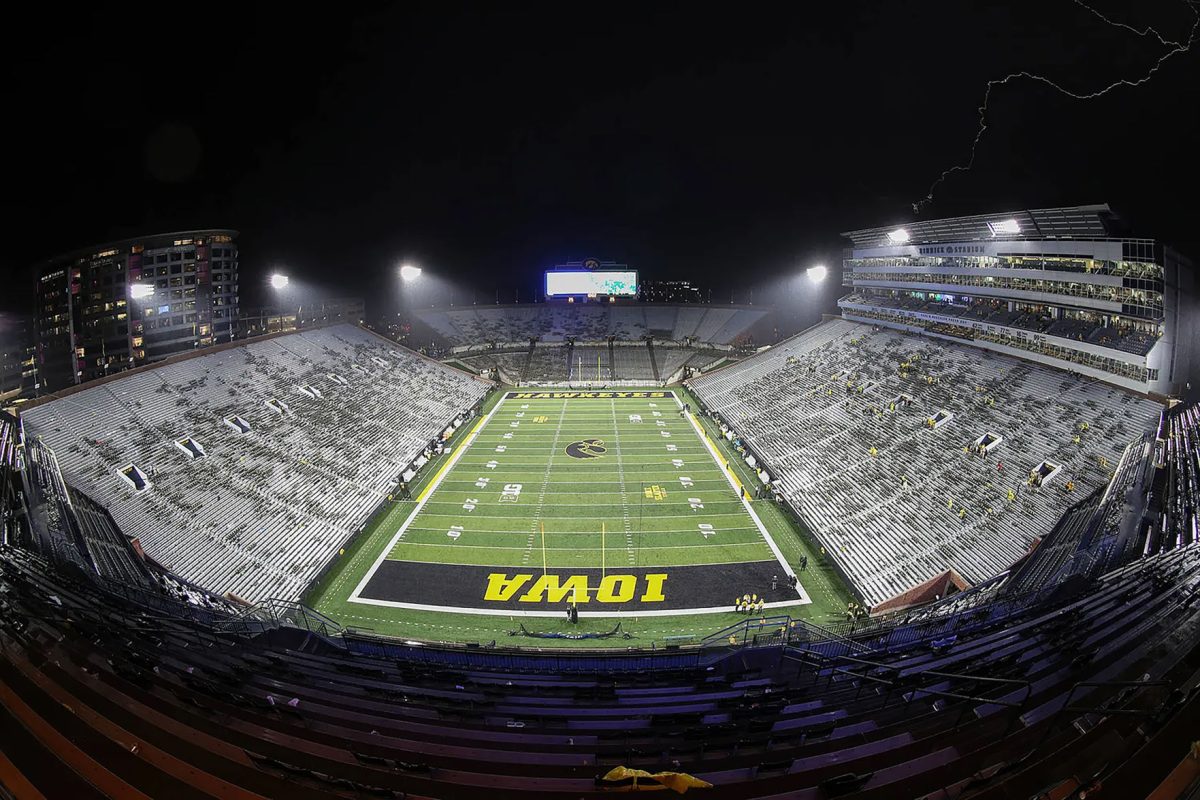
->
[347,390,810,618]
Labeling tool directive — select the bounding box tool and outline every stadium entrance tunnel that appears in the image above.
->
[353,560,807,615]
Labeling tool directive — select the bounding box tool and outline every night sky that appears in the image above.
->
[4,1,1198,327]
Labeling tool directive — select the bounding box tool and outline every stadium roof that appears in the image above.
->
[841,204,1122,248]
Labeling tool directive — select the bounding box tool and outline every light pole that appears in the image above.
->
[129,282,156,368]
[268,273,291,333]
[397,264,425,344]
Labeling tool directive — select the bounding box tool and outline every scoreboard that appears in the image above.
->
[545,268,638,298]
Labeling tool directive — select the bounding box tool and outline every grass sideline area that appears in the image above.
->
[305,385,855,647]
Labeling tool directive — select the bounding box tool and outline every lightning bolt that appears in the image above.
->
[914,0,1200,214]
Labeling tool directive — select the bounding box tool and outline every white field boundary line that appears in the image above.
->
[388,533,766,544]
[348,596,809,619]
[348,391,809,617]
[437,479,734,486]
[411,512,754,521]
[424,489,738,497]
[348,394,509,604]
[367,541,770,553]
[677,392,810,606]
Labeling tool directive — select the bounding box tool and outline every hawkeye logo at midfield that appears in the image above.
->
[484,573,667,603]
[565,438,607,459]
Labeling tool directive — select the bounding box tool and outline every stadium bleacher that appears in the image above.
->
[18,325,490,603]
[459,341,727,384]
[688,318,1163,608]
[843,291,1164,357]
[0,530,1196,798]
[415,304,767,346]
[3,308,1200,798]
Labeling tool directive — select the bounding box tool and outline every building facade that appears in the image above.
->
[34,230,238,390]
[0,316,33,397]
[638,280,705,303]
[838,205,1196,398]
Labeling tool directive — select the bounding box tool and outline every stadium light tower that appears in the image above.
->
[806,264,828,284]
[270,273,289,290]
[399,263,422,282]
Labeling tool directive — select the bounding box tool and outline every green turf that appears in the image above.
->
[305,385,856,647]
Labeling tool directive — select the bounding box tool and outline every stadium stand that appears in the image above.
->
[688,318,1163,608]
[841,291,1164,359]
[415,304,767,346]
[0,531,1197,798]
[3,315,1200,797]
[454,350,530,382]
[459,342,728,385]
[654,345,727,381]
[18,325,491,603]
[1153,404,1200,554]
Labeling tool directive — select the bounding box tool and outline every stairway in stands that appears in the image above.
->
[519,340,536,383]
[647,339,661,383]
[608,339,618,381]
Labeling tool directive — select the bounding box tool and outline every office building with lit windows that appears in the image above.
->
[33,230,238,390]
[838,205,1196,397]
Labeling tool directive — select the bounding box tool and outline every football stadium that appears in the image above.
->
[2,202,1199,798]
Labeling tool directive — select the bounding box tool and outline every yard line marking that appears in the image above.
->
[610,396,638,566]
[348,396,505,604]
[399,525,764,536]
[523,398,569,566]
[678,393,809,602]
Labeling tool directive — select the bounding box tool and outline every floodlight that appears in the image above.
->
[887,228,910,244]
[987,218,1020,236]
[806,264,828,284]
[399,264,422,282]
[130,283,155,300]
[270,273,289,290]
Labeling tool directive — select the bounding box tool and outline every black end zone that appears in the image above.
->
[355,560,800,613]
[504,390,676,401]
